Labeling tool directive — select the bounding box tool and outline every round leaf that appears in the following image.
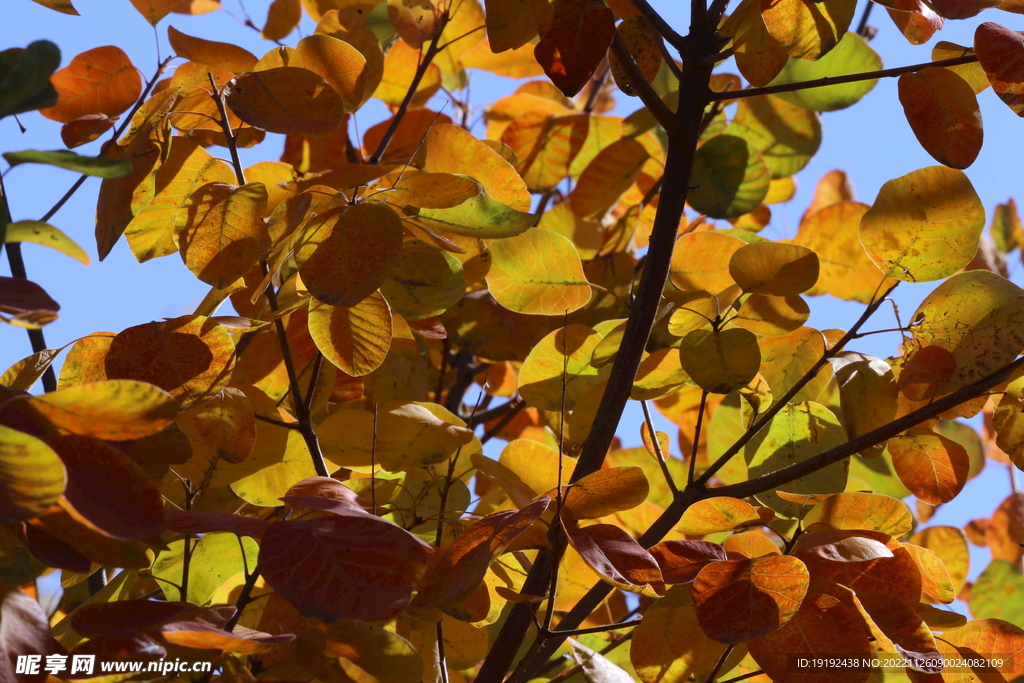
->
[39,46,141,123]
[898,67,983,169]
[679,328,761,395]
[729,242,819,296]
[224,66,346,136]
[486,228,592,315]
[517,324,602,410]
[767,32,882,111]
[308,292,392,377]
[0,425,65,523]
[860,166,985,282]
[296,203,405,308]
[688,135,771,219]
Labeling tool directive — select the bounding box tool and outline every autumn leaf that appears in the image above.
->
[534,0,616,97]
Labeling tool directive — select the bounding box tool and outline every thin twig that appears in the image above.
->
[856,0,874,37]
[705,645,736,683]
[708,55,979,102]
[626,0,687,50]
[254,413,301,429]
[436,619,450,683]
[641,400,679,495]
[548,618,643,637]
[688,390,708,486]
[480,397,526,444]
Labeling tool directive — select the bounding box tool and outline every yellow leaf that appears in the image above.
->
[461,38,545,78]
[374,39,442,107]
[486,229,592,315]
[175,182,269,289]
[380,240,466,320]
[262,0,302,40]
[501,111,590,192]
[318,401,474,472]
[569,138,649,221]
[308,292,392,377]
[129,0,186,24]
[793,201,892,303]
[295,202,405,308]
[315,8,385,108]
[676,497,763,534]
[859,166,985,282]
[728,242,819,296]
[680,328,761,395]
[518,324,603,410]
[499,439,578,497]
[669,232,745,295]
[289,34,370,111]
[5,221,89,265]
[0,425,66,523]
[27,380,177,440]
[167,26,257,72]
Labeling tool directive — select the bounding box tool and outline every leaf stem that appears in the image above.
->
[708,55,979,102]
[641,400,680,495]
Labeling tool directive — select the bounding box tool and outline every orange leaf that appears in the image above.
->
[27,380,177,440]
[898,67,983,169]
[975,22,1024,116]
[760,0,857,61]
[167,27,256,74]
[691,554,809,643]
[723,531,781,559]
[128,0,181,25]
[60,114,115,149]
[40,46,142,123]
[534,0,616,97]
[104,315,236,408]
[746,582,872,682]
[409,498,550,609]
[569,138,649,221]
[374,39,442,108]
[224,67,347,137]
[902,543,955,604]
[175,182,270,289]
[801,491,914,536]
[562,467,649,520]
[886,5,944,46]
[888,430,970,505]
[363,109,453,164]
[262,0,302,41]
[609,15,662,96]
[295,203,405,308]
[160,621,293,654]
[501,111,589,192]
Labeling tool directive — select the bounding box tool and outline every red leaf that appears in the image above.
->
[70,600,222,637]
[279,476,368,514]
[561,511,665,593]
[976,22,1024,116]
[898,67,983,169]
[258,515,428,622]
[649,540,728,584]
[164,509,272,539]
[534,0,616,97]
[24,524,92,573]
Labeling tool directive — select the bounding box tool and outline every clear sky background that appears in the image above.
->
[3,0,1024,602]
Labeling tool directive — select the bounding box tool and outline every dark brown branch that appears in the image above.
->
[695,282,897,486]
[254,413,301,430]
[480,398,527,444]
[548,618,643,637]
[718,354,1024,501]
[466,396,520,427]
[687,389,708,485]
[367,21,448,165]
[708,55,979,102]
[641,400,679,496]
[706,645,736,683]
[611,31,681,136]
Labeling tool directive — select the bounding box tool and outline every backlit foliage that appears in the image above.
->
[5,0,1024,681]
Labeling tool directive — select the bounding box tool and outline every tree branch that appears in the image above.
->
[626,0,687,51]
[695,281,897,487]
[610,31,682,136]
[708,55,979,102]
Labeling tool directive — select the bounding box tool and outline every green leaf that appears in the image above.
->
[415,176,537,238]
[725,95,822,179]
[379,240,466,320]
[486,228,592,315]
[688,135,771,219]
[860,166,985,282]
[5,221,89,265]
[679,328,761,394]
[745,402,849,518]
[970,559,1024,628]
[0,424,66,524]
[3,150,130,178]
[767,33,882,112]
[0,41,60,120]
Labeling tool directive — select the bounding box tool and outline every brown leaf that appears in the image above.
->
[159,621,294,654]
[691,554,809,643]
[562,466,649,520]
[649,540,728,584]
[167,26,257,72]
[258,514,428,622]
[562,511,665,594]
[898,67,983,169]
[0,581,53,682]
[534,0,616,97]
[224,67,347,136]
[975,22,1024,116]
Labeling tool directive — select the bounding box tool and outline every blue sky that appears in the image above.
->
[3,0,1024,596]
